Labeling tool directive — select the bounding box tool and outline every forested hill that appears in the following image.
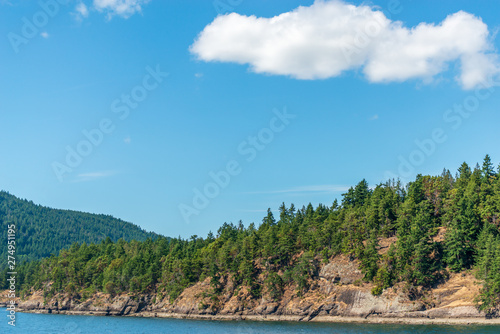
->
[9,155,500,314]
[0,191,160,265]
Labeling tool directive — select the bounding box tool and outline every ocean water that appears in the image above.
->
[1,309,498,333]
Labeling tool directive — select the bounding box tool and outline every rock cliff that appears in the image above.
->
[2,255,498,324]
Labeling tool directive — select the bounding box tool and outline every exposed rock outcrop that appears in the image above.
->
[1,256,498,324]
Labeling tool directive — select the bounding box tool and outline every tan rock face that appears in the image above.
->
[2,257,496,321]
[318,255,364,284]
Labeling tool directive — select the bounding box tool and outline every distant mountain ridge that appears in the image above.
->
[0,190,161,266]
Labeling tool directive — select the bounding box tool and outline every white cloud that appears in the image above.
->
[190,0,500,89]
[40,31,49,39]
[72,171,117,182]
[246,185,351,195]
[238,209,269,213]
[75,2,89,20]
[369,114,379,121]
[93,0,150,19]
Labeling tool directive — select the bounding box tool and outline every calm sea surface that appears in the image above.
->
[1,309,498,333]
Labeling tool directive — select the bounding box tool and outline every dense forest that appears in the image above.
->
[5,156,500,313]
[0,191,160,266]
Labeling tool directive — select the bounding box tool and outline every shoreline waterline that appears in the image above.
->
[13,308,500,326]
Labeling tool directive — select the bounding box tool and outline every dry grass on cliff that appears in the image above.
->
[431,272,482,308]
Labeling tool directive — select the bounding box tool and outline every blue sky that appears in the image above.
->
[1,0,500,238]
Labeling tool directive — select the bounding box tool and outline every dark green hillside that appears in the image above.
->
[0,191,160,266]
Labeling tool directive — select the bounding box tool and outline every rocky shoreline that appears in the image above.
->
[3,256,498,325]
[5,307,500,325]
[3,277,499,326]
